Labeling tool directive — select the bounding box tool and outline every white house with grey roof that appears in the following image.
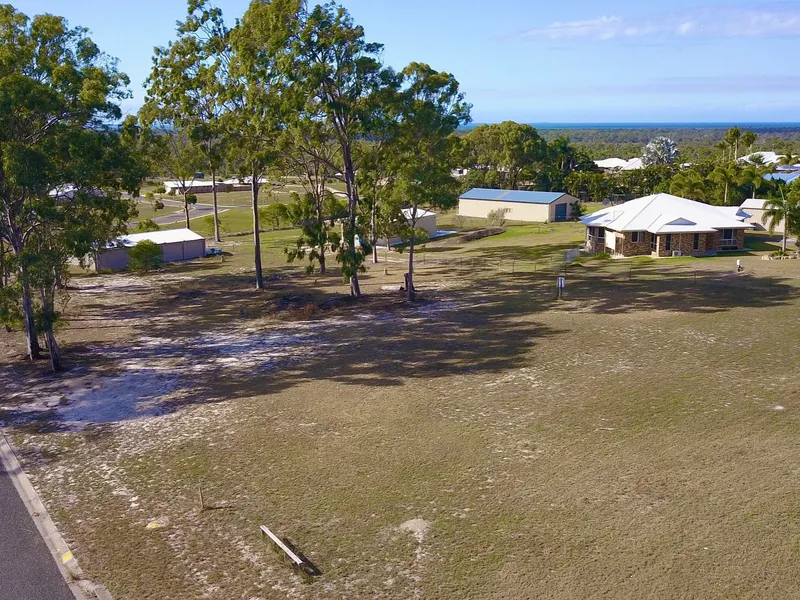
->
[458,188,579,223]
[580,193,753,257]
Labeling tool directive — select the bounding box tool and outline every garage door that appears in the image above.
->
[554,203,568,222]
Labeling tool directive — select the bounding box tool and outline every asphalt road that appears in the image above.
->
[0,461,74,600]
[132,199,232,227]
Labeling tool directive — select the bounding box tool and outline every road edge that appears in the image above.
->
[0,430,112,600]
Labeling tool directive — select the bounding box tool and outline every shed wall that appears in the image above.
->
[458,199,551,222]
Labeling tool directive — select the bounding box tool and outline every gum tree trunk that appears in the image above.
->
[252,174,264,290]
[211,171,221,242]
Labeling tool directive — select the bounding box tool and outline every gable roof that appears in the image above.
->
[115,229,205,248]
[580,193,753,234]
[460,188,568,204]
[741,198,768,210]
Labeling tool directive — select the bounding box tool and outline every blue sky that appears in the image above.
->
[12,0,800,122]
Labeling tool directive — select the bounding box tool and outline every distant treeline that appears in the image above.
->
[460,126,800,162]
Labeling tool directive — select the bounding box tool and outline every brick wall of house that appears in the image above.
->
[708,229,746,251]
[617,232,651,256]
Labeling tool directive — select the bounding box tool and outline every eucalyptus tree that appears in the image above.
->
[225,0,289,290]
[390,63,471,301]
[143,128,204,228]
[0,5,139,366]
[142,1,231,242]
[278,2,391,297]
[280,120,341,274]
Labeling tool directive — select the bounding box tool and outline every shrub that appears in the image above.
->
[592,252,611,260]
[153,200,165,211]
[128,240,163,272]
[570,201,586,219]
[452,214,467,229]
[186,194,198,205]
[135,219,160,233]
[144,191,154,200]
[153,184,166,194]
[487,207,511,227]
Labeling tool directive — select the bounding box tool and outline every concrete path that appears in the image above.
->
[0,459,76,600]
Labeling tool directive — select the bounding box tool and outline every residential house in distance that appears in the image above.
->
[458,188,579,223]
[581,193,753,257]
[594,157,643,172]
[164,180,227,195]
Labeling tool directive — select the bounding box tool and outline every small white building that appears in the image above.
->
[94,229,206,271]
[377,209,437,247]
[740,198,784,233]
[458,188,578,223]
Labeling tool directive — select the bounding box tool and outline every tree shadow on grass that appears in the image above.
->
[1,257,796,432]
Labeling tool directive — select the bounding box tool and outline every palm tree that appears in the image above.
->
[715,140,729,163]
[779,152,800,167]
[725,126,742,160]
[741,131,758,155]
[739,162,766,199]
[762,186,796,253]
[709,164,737,205]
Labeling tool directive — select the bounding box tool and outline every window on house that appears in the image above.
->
[631,231,640,243]
[693,233,700,250]
[665,234,672,251]
[722,229,734,240]
[597,228,605,241]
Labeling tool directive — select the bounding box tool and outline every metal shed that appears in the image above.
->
[458,188,578,223]
[95,229,206,271]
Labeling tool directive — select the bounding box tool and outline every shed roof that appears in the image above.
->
[460,188,567,204]
[581,193,753,234]
[116,228,205,248]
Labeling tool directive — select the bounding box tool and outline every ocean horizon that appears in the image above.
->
[460,122,800,130]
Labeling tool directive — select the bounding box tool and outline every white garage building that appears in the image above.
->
[458,188,579,223]
[94,229,206,271]
[740,198,784,233]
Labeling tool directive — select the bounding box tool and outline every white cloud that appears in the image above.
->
[519,2,800,41]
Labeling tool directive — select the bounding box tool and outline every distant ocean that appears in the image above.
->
[460,122,800,130]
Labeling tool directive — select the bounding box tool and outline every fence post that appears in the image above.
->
[512,260,515,274]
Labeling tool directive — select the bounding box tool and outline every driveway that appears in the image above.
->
[0,460,75,600]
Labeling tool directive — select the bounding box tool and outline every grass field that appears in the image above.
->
[2,218,800,599]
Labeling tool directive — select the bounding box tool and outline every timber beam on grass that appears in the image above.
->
[260,525,321,581]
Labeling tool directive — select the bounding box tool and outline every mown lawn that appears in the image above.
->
[2,220,800,599]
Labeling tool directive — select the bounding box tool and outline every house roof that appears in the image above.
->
[620,158,643,171]
[741,198,768,210]
[401,208,435,220]
[115,229,205,248]
[594,158,630,170]
[580,193,753,234]
[460,188,568,204]
[764,172,800,184]
[739,151,784,166]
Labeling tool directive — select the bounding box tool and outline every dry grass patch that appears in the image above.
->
[2,227,800,599]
